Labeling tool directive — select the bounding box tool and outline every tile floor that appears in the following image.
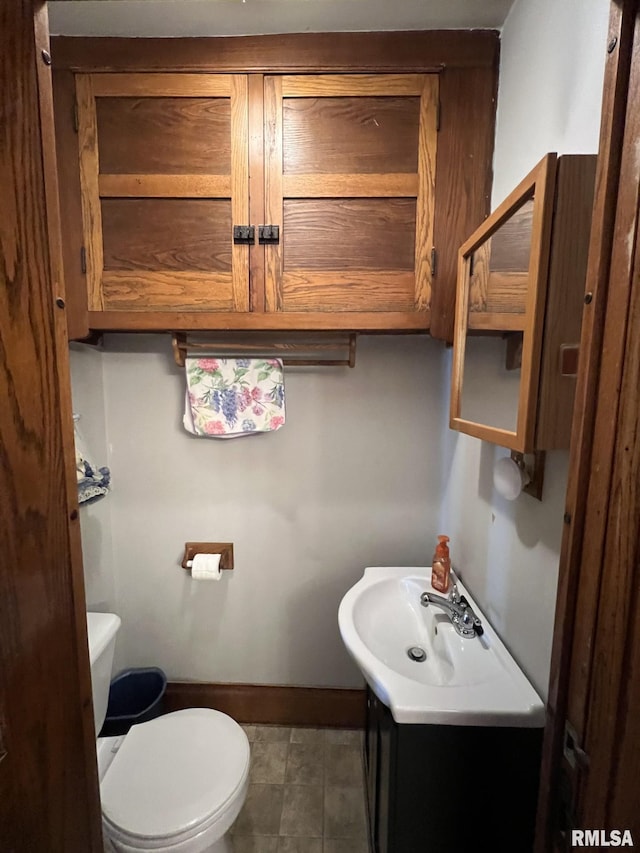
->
[230,725,370,853]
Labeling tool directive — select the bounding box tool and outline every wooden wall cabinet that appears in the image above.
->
[51,33,498,339]
[449,154,597,453]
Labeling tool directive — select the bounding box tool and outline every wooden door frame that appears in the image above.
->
[535,1,640,849]
[0,1,102,849]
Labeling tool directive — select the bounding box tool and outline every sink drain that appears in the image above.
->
[407,646,427,662]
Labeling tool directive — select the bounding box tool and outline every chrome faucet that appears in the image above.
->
[420,584,484,638]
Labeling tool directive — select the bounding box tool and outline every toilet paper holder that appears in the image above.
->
[181,542,234,571]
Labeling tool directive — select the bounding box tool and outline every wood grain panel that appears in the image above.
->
[466,312,526,332]
[469,270,529,315]
[76,73,104,311]
[90,72,232,97]
[413,75,438,310]
[490,197,534,271]
[264,75,284,311]
[484,271,528,313]
[98,174,232,197]
[101,199,232,272]
[282,173,418,198]
[52,32,500,73]
[283,199,416,271]
[102,271,234,310]
[1,2,101,848]
[248,74,265,312]
[96,96,231,175]
[281,74,426,97]
[52,69,89,339]
[431,64,498,341]
[281,270,416,311]
[468,242,490,312]
[165,682,366,728]
[283,96,420,174]
[88,309,430,331]
[230,74,250,312]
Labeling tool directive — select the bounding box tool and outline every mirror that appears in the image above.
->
[460,196,533,432]
[450,154,558,452]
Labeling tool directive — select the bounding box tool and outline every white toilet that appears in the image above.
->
[87,613,250,853]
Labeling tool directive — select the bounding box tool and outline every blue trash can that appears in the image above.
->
[100,667,167,737]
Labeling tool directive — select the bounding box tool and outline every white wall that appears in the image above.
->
[68,344,117,613]
[94,334,442,686]
[48,0,513,37]
[440,0,610,699]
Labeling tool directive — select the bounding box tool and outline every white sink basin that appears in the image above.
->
[338,566,545,727]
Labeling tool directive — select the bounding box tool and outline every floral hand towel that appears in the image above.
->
[74,421,111,504]
[184,357,285,437]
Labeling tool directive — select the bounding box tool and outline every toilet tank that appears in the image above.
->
[86,612,121,736]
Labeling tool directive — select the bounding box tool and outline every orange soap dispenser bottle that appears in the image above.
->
[431,535,451,593]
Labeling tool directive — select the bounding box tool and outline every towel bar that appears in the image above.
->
[172,332,357,369]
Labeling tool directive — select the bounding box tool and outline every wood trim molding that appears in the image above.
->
[89,72,232,97]
[76,74,104,312]
[165,682,367,728]
[414,75,439,310]
[281,73,426,97]
[230,73,250,312]
[98,174,232,198]
[264,74,284,313]
[86,310,431,331]
[52,70,89,340]
[51,31,500,73]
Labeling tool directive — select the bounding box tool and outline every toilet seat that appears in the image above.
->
[101,708,250,850]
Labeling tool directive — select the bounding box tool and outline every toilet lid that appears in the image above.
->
[101,708,250,842]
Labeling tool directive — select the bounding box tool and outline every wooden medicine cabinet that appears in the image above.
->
[449,153,596,453]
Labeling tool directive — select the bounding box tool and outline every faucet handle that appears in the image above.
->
[448,583,460,603]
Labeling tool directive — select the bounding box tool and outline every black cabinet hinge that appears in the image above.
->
[80,246,87,274]
[431,247,437,277]
[73,100,79,133]
[436,99,441,132]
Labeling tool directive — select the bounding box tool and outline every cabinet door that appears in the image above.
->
[450,154,558,452]
[76,73,249,313]
[264,74,438,317]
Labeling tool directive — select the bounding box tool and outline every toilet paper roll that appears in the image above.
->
[191,552,222,581]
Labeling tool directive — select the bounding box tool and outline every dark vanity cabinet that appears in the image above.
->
[364,688,543,853]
